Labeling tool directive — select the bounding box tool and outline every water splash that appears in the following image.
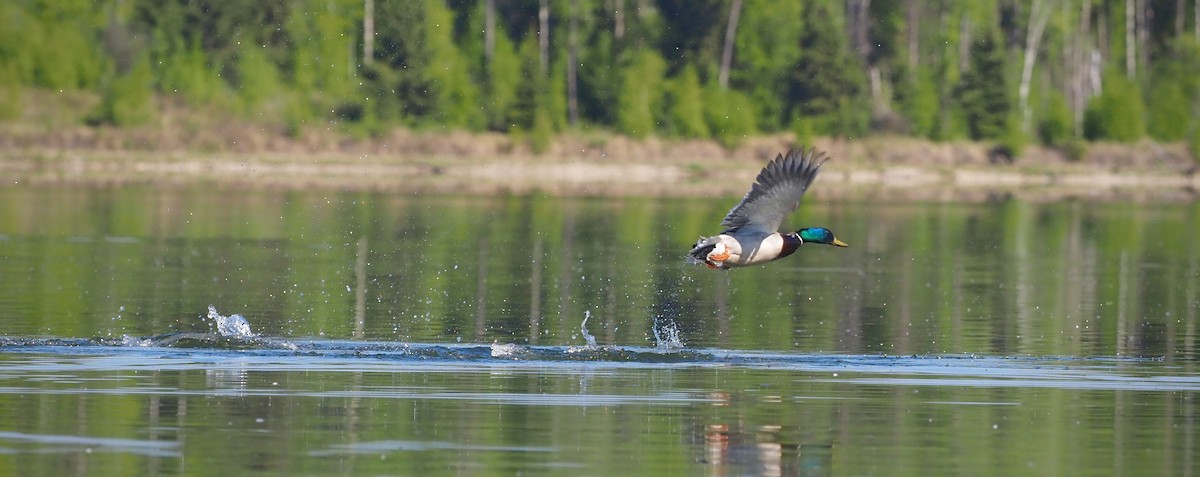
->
[207,305,257,339]
[491,342,531,359]
[652,318,685,352]
[579,310,598,348]
[119,335,153,347]
[566,310,604,355]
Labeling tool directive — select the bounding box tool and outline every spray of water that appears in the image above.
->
[119,335,153,347]
[652,318,684,352]
[580,310,598,348]
[207,305,257,339]
[566,310,603,355]
[490,342,530,358]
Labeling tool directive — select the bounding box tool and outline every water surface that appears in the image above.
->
[0,185,1196,476]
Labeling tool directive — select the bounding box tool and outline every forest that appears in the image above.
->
[2,0,1199,158]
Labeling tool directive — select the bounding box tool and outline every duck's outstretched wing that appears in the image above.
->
[720,148,829,234]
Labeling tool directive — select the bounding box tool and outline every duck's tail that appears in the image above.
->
[687,236,720,264]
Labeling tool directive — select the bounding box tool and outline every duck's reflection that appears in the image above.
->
[696,393,832,477]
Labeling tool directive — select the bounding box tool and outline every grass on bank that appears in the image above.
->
[1,89,1197,174]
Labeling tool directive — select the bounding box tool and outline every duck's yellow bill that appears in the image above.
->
[832,238,849,247]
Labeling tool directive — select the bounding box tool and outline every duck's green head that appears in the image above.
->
[797,227,848,247]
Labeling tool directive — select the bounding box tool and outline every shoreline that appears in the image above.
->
[3,148,1197,203]
[2,123,1198,201]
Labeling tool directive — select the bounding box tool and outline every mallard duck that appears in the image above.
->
[688,148,847,269]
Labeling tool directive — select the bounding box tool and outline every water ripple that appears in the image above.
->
[1,335,1195,392]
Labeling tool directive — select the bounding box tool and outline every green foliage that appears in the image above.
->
[359,64,400,126]
[529,107,554,154]
[998,113,1026,158]
[1083,69,1145,142]
[655,0,726,73]
[956,31,1010,140]
[369,1,428,124]
[1059,139,1087,162]
[89,56,154,126]
[616,49,667,139]
[932,103,969,141]
[4,1,1200,153]
[790,117,815,150]
[731,0,804,129]
[575,11,619,127]
[0,83,18,121]
[284,0,360,125]
[485,27,522,131]
[422,0,481,129]
[1037,90,1073,147]
[30,9,107,90]
[0,3,37,87]
[1146,39,1200,141]
[506,34,560,151]
[235,44,282,112]
[704,81,756,148]
[159,39,226,106]
[786,2,869,137]
[310,4,356,100]
[508,37,542,132]
[0,10,21,120]
[546,58,569,131]
[894,65,939,138]
[510,35,565,140]
[1146,78,1193,141]
[665,66,709,138]
[283,91,315,137]
[1189,128,1200,163]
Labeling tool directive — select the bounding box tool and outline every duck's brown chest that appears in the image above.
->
[777,233,802,259]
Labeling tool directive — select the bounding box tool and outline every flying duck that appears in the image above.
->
[688,148,846,269]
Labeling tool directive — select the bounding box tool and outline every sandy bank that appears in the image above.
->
[2,127,1197,202]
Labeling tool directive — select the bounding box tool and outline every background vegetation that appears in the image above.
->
[2,0,1200,157]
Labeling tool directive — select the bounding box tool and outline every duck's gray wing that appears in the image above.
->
[720,148,829,234]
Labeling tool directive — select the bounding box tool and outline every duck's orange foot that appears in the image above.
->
[707,243,730,263]
[705,261,719,269]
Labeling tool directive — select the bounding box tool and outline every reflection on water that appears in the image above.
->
[0,186,1196,358]
[0,185,1198,476]
[0,341,1194,476]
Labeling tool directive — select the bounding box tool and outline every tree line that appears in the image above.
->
[2,0,1199,156]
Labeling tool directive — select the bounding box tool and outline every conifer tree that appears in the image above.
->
[786,2,869,137]
[956,30,1010,140]
[666,66,709,138]
[1146,39,1200,141]
[616,48,667,138]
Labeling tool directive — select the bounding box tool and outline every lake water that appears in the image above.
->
[0,185,1197,476]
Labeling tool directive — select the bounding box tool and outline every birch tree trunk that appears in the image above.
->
[1176,0,1185,37]
[484,0,495,65]
[718,0,742,88]
[1072,0,1093,136]
[848,0,871,56]
[959,12,971,74]
[1137,0,1148,79]
[568,0,580,125]
[906,0,920,70]
[848,0,886,114]
[613,0,624,41]
[1126,0,1136,78]
[363,0,374,66]
[1019,0,1053,134]
[539,0,549,74]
